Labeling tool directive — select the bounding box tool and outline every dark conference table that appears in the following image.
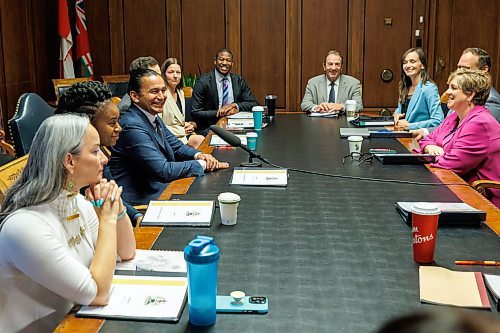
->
[84,115,500,332]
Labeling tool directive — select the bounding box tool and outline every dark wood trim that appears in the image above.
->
[225,0,241,74]
[108,0,125,73]
[347,0,365,83]
[285,0,301,111]
[166,0,182,60]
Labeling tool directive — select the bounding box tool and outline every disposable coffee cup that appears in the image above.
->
[347,136,363,159]
[411,203,441,263]
[265,95,277,118]
[252,106,264,131]
[345,100,357,120]
[246,132,258,151]
[218,192,241,226]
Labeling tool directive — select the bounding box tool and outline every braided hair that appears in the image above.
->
[55,81,113,120]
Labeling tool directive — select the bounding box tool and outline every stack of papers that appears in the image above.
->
[210,134,247,146]
[116,249,186,273]
[227,118,254,128]
[309,111,340,118]
[230,168,288,187]
[395,202,486,226]
[141,200,215,227]
[419,266,490,308]
[484,274,500,311]
[227,112,253,119]
[77,275,188,322]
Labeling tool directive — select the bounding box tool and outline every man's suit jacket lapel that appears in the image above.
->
[230,74,240,100]
[337,75,347,102]
[131,105,174,160]
[320,75,328,103]
[209,71,220,108]
[407,82,423,117]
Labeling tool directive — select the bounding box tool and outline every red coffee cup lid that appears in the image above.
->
[411,202,441,215]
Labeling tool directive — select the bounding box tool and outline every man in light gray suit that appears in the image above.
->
[301,50,363,113]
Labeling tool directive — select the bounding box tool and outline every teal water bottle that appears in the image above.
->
[184,236,220,326]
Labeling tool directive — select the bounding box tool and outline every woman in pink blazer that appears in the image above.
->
[418,69,500,208]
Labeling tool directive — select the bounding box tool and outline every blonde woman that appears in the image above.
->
[161,58,204,148]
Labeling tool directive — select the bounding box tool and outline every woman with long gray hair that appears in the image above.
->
[0,114,136,333]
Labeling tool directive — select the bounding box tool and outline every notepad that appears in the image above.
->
[116,249,186,273]
[141,200,215,227]
[230,168,288,187]
[76,275,187,322]
[484,274,500,311]
[395,202,486,227]
[227,112,253,119]
[419,266,490,309]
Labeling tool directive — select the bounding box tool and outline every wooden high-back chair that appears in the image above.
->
[0,155,28,201]
[52,77,92,104]
[102,74,129,98]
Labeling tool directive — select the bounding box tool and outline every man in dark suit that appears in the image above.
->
[191,48,259,135]
[109,68,229,205]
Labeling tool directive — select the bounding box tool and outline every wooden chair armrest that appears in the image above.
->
[471,179,500,196]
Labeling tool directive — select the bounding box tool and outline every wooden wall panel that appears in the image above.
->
[86,0,112,78]
[241,0,286,107]
[166,0,182,62]
[363,0,413,108]
[431,0,499,93]
[301,0,349,98]
[0,0,36,125]
[123,0,167,70]
[181,0,225,75]
[31,0,59,102]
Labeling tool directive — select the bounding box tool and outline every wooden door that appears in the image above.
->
[362,0,414,109]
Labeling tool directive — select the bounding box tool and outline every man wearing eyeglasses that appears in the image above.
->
[109,68,229,205]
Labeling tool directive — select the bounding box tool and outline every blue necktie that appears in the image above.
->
[328,82,335,103]
[222,77,229,106]
[154,117,164,141]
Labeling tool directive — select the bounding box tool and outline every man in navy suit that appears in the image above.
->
[109,68,229,205]
[191,48,259,135]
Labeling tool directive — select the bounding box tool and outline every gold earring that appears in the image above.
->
[66,177,76,193]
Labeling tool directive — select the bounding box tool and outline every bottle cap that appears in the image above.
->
[184,235,220,264]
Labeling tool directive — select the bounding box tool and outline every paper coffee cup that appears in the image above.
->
[411,203,441,263]
[218,192,241,226]
[252,106,264,131]
[347,136,363,159]
[246,132,258,151]
[345,100,357,119]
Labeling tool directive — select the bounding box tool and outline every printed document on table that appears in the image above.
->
[141,200,215,226]
[227,118,254,128]
[116,249,186,273]
[230,168,288,187]
[77,275,187,322]
[227,112,253,119]
[210,134,247,146]
[309,111,340,118]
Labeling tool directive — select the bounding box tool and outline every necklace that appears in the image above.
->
[57,191,86,247]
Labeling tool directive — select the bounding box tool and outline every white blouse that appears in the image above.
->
[0,192,99,333]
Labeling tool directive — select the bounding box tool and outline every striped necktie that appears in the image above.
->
[222,77,229,106]
[328,82,336,103]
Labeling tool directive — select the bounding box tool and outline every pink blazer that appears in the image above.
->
[417,105,500,208]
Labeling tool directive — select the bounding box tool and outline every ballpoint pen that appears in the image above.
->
[455,260,500,266]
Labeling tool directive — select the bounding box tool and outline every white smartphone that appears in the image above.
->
[216,295,268,314]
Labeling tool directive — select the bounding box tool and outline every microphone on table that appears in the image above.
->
[210,125,264,167]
